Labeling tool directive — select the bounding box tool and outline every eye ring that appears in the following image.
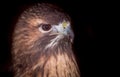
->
[38,24,52,33]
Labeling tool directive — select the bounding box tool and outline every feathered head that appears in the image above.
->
[12,3,79,77]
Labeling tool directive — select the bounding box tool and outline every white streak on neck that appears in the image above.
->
[45,34,64,49]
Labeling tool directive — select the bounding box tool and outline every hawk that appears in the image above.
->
[12,3,80,77]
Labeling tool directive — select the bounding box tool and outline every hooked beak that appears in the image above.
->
[53,21,74,42]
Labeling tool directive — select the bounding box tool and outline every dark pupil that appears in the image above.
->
[42,24,51,31]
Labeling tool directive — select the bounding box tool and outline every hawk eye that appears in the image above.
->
[38,24,52,33]
[41,24,51,31]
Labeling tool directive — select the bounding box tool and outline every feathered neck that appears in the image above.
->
[12,35,80,77]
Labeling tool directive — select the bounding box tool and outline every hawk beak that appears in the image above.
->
[54,21,74,42]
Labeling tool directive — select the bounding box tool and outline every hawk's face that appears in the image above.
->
[13,3,74,54]
[28,19,74,49]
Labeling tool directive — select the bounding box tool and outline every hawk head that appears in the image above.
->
[12,3,79,77]
[13,3,75,56]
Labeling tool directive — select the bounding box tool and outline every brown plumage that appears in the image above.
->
[12,3,80,77]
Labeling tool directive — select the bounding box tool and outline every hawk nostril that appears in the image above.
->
[63,26,66,29]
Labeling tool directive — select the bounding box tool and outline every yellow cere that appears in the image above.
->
[62,21,68,29]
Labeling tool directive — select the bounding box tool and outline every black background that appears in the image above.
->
[0,0,96,77]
